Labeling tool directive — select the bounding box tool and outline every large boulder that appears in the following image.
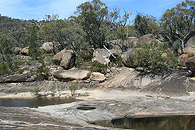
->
[52,49,76,69]
[13,47,22,54]
[121,48,137,68]
[138,34,154,43]
[0,74,34,83]
[53,69,90,81]
[90,72,105,81]
[92,49,122,65]
[42,42,53,53]
[109,37,139,50]
[60,50,76,70]
[186,56,195,74]
[52,49,66,65]
[21,47,29,56]
[184,36,195,54]
[178,54,188,67]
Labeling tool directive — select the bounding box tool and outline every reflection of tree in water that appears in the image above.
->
[187,117,195,130]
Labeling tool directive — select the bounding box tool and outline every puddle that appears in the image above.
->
[92,115,195,130]
[0,97,79,108]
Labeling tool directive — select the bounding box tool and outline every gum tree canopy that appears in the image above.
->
[160,0,195,54]
[74,0,108,49]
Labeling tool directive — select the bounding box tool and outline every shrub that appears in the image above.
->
[134,40,177,73]
[90,61,107,74]
[0,62,10,75]
[187,53,194,58]
[18,69,24,74]
[35,66,49,81]
[30,89,40,95]
[69,83,78,97]
[116,55,123,67]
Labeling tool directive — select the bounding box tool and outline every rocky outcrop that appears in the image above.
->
[184,36,195,54]
[92,49,122,65]
[53,69,90,81]
[186,56,195,74]
[52,49,66,65]
[60,50,76,69]
[138,34,154,43]
[52,49,76,70]
[42,42,53,53]
[178,54,188,66]
[90,72,105,81]
[121,48,137,68]
[100,67,162,89]
[100,67,191,96]
[21,47,29,55]
[0,73,34,83]
[109,37,139,50]
[13,47,22,54]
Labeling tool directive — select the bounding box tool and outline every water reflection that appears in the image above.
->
[0,97,78,108]
[94,115,195,130]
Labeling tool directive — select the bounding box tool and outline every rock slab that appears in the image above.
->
[54,69,90,81]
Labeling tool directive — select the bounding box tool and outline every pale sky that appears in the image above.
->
[0,0,184,20]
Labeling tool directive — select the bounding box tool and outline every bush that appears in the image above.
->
[18,69,24,74]
[0,62,10,75]
[35,66,49,81]
[187,53,194,58]
[90,61,107,74]
[69,83,78,97]
[134,40,177,73]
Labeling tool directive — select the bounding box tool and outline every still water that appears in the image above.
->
[93,115,195,130]
[0,97,78,108]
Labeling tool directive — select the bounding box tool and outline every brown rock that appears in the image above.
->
[121,48,137,68]
[0,74,33,83]
[42,42,53,53]
[60,50,76,69]
[184,36,195,54]
[52,49,66,65]
[52,49,76,69]
[138,34,154,43]
[186,56,195,74]
[90,72,105,81]
[21,47,29,55]
[53,69,90,81]
[178,54,188,66]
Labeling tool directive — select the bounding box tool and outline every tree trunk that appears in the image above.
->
[181,40,185,54]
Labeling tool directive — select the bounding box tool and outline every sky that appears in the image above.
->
[0,0,185,21]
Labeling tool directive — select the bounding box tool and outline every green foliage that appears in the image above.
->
[74,0,108,49]
[134,14,159,37]
[134,40,177,73]
[18,69,24,74]
[116,55,123,67]
[30,89,40,95]
[90,61,107,74]
[29,26,39,59]
[0,33,15,63]
[35,66,49,81]
[106,9,132,52]
[69,83,78,97]
[160,0,195,53]
[0,62,10,75]
[187,53,194,58]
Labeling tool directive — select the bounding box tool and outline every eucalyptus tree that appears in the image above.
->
[0,33,14,62]
[105,8,132,51]
[134,14,159,37]
[160,0,195,54]
[74,0,108,49]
